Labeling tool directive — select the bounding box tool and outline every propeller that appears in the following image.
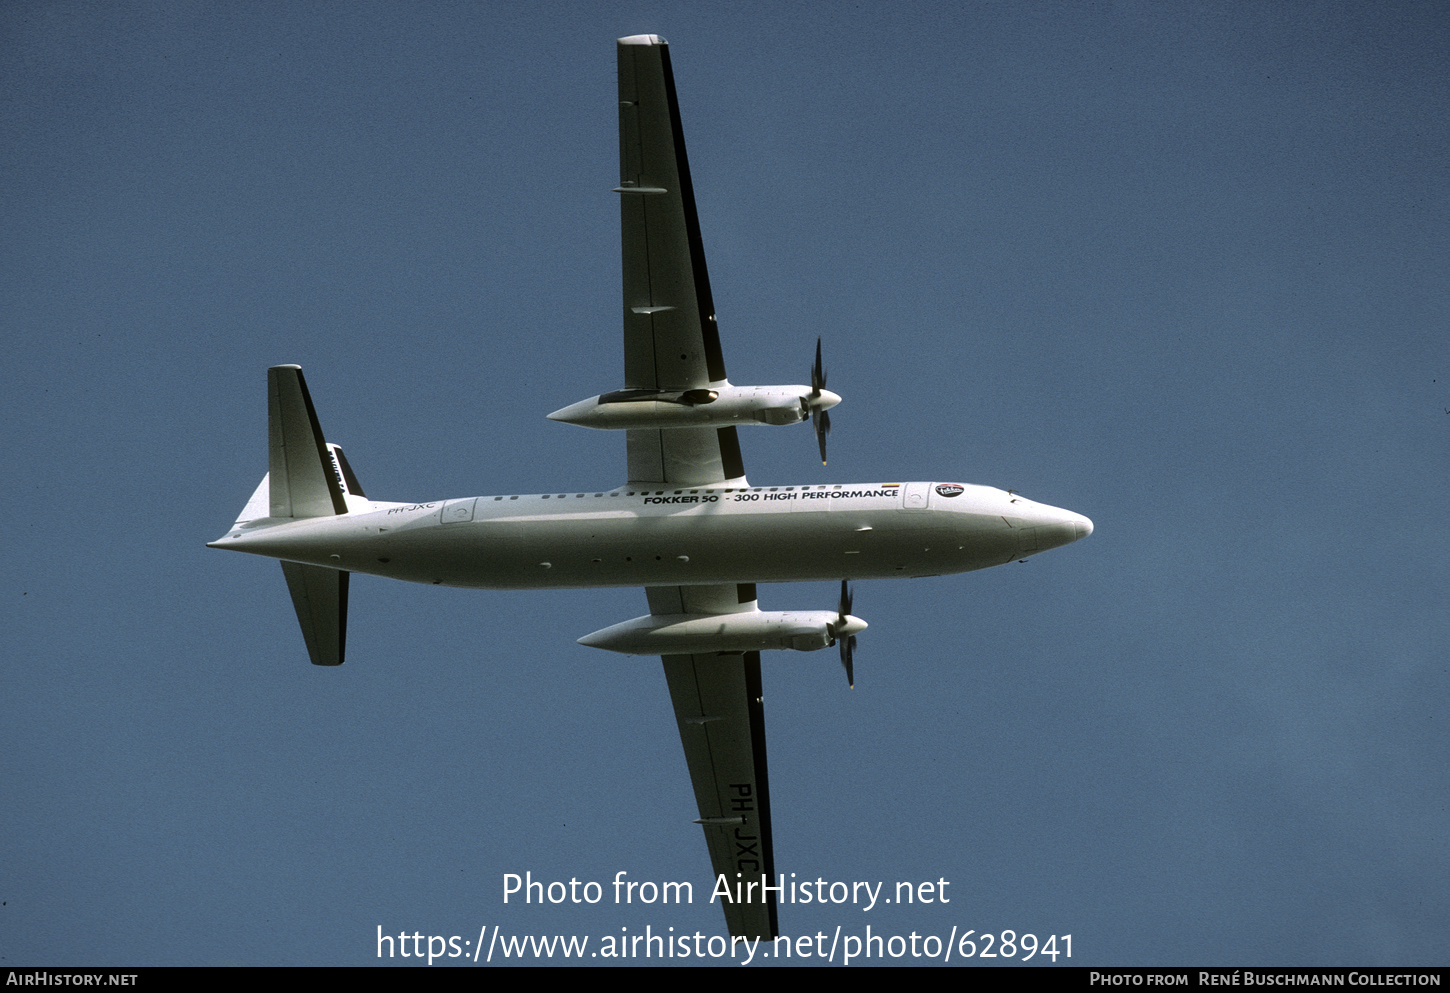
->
[808,337,831,464]
[830,579,858,688]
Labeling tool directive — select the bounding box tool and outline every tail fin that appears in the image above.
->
[325,443,369,511]
[268,365,352,666]
[229,444,366,530]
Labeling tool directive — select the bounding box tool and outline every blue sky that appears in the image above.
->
[4,1,1447,966]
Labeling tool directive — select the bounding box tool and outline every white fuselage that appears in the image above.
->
[211,481,1092,590]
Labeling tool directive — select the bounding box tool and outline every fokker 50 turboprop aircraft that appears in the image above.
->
[209,35,1092,940]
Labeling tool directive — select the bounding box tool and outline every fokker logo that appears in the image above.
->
[935,483,964,498]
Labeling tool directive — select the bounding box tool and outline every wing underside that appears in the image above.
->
[649,584,777,940]
[619,36,774,938]
[617,35,746,491]
[617,35,723,393]
[625,425,745,487]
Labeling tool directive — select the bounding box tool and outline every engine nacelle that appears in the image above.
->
[547,383,839,431]
[577,608,865,656]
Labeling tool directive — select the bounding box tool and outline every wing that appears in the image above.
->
[648,584,777,941]
[617,33,723,393]
[619,37,774,938]
[617,34,746,488]
[625,423,744,487]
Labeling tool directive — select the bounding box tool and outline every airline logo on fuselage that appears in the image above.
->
[935,483,964,498]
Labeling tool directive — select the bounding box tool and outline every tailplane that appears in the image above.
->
[269,364,349,518]
[269,365,355,666]
[281,561,348,667]
[213,366,361,666]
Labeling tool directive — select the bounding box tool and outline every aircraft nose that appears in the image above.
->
[1024,509,1093,554]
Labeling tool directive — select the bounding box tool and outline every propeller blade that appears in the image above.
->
[837,579,855,687]
[808,337,834,464]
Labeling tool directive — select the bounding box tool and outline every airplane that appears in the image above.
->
[208,34,1093,941]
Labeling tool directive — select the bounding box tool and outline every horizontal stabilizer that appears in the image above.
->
[269,365,347,519]
[280,562,348,666]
